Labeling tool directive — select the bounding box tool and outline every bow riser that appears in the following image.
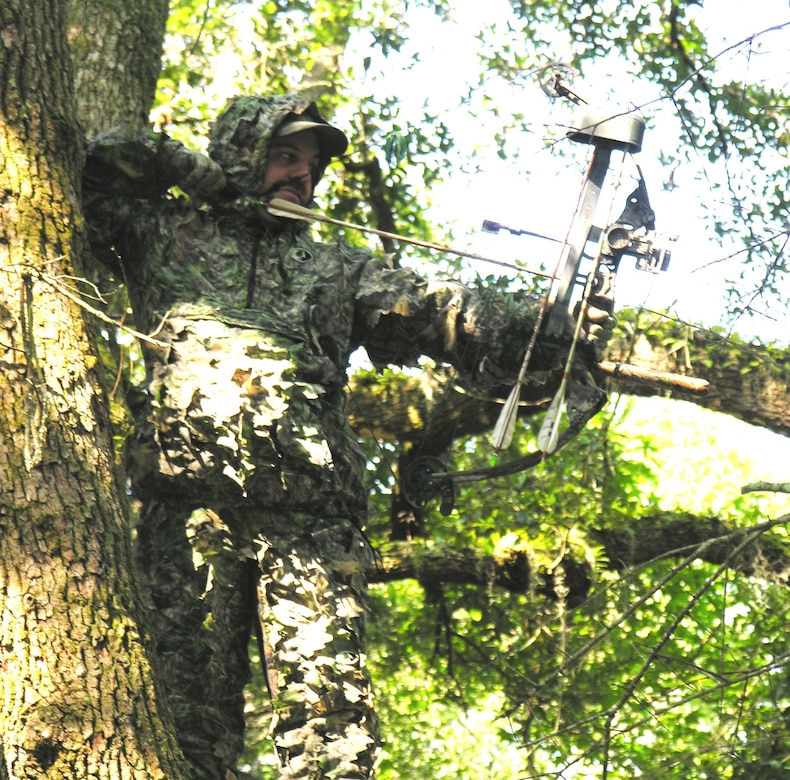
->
[546,105,646,336]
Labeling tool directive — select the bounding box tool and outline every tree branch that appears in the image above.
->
[601,314,790,438]
[367,513,790,601]
[348,311,790,449]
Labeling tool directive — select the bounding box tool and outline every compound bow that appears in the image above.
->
[400,69,697,515]
[268,69,705,517]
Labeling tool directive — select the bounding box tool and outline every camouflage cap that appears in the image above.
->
[207,93,348,196]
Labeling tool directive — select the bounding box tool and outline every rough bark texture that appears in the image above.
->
[0,0,186,776]
[67,0,169,138]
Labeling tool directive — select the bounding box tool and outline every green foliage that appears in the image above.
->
[362,400,790,778]
[154,2,790,777]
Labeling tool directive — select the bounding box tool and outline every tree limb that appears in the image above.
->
[348,311,790,446]
[367,513,790,601]
[601,315,790,438]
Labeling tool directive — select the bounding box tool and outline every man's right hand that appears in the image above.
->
[168,145,226,202]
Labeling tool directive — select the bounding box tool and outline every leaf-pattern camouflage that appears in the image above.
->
[84,92,591,779]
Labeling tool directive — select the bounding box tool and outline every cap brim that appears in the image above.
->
[276,120,348,158]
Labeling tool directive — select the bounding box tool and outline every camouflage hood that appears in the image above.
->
[207,93,348,197]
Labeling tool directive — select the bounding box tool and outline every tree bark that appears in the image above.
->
[368,512,790,603]
[0,0,186,776]
[67,0,169,138]
[602,316,790,438]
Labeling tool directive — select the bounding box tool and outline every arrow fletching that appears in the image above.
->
[537,389,566,455]
[266,198,317,221]
[492,383,522,453]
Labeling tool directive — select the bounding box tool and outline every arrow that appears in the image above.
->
[265,198,554,280]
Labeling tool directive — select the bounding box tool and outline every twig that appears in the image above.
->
[742,481,790,495]
[40,273,168,348]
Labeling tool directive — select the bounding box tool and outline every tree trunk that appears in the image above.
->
[67,0,169,138]
[0,0,186,776]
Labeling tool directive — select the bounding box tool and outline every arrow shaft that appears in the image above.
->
[266,198,553,279]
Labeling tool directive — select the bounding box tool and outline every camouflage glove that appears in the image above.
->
[84,126,166,197]
[160,141,227,203]
[575,268,617,359]
[582,303,617,356]
[84,126,226,202]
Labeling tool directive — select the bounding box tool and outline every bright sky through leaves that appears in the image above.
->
[345,0,790,343]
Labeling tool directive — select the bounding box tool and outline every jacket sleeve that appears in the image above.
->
[82,126,227,271]
[353,255,591,398]
[83,125,226,201]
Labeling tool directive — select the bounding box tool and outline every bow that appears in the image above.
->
[264,79,703,516]
[492,90,657,454]
[402,81,689,514]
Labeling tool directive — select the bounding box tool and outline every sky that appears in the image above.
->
[344,0,790,344]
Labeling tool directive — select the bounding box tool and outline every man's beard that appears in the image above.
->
[261,176,311,206]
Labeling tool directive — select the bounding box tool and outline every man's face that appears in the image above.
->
[260,130,322,206]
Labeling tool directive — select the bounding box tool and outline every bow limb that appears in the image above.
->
[545,144,613,336]
[532,105,651,454]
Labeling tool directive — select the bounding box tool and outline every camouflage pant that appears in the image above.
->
[256,517,378,779]
[137,501,378,780]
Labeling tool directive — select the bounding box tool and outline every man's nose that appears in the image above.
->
[290,160,312,181]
